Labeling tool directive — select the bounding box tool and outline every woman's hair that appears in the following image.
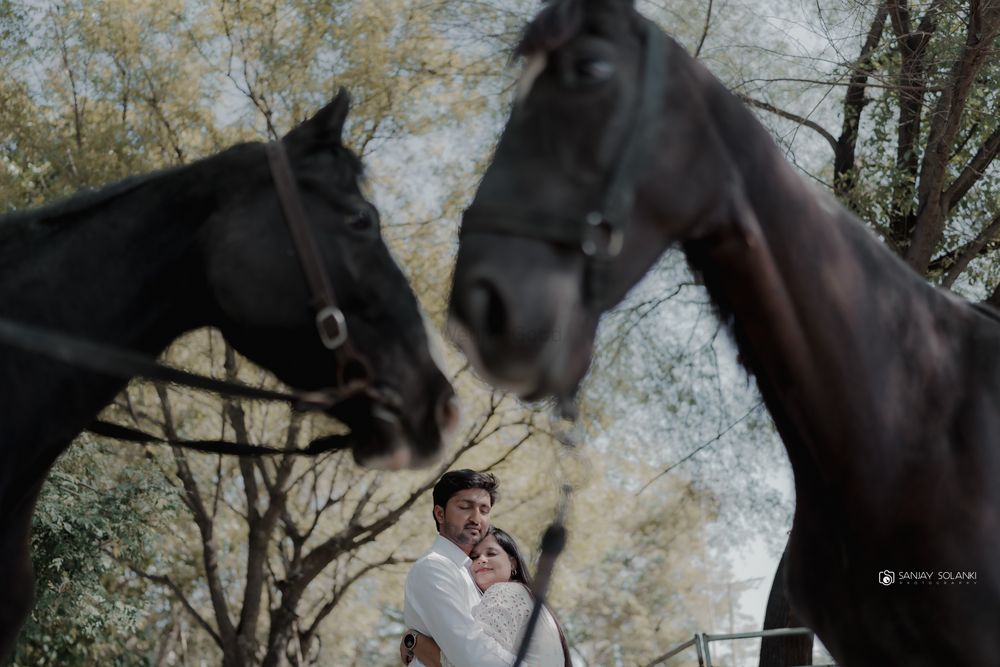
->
[482,526,573,667]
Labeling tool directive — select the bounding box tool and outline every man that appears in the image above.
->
[401,469,519,667]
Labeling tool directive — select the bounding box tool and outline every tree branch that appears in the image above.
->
[906,0,1000,271]
[885,0,945,246]
[347,472,383,526]
[157,384,238,657]
[941,212,1000,288]
[138,62,186,164]
[943,121,1000,212]
[220,348,274,658]
[300,554,406,641]
[737,93,837,153]
[834,3,889,197]
[52,6,84,152]
[125,561,223,648]
[693,0,713,59]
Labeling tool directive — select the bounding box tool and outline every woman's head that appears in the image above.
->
[470,526,574,666]
[470,526,531,591]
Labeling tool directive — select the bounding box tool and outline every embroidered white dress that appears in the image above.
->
[442,582,564,667]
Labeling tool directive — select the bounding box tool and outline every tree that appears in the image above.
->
[97,334,553,666]
[734,0,1000,293]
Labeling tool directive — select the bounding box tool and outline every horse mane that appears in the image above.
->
[1,138,365,238]
[0,167,186,231]
[2,145,259,247]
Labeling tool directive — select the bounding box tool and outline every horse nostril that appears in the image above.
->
[469,278,508,340]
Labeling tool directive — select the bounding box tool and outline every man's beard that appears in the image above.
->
[445,523,481,545]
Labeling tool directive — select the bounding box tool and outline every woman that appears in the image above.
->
[408,527,571,667]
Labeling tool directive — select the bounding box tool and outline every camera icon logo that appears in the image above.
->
[878,570,895,586]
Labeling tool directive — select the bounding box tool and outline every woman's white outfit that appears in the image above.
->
[442,582,564,667]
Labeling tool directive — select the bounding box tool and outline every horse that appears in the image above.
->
[0,90,457,660]
[446,0,1000,664]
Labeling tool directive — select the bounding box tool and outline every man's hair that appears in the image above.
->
[432,469,499,530]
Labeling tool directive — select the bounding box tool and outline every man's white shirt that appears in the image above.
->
[404,535,518,667]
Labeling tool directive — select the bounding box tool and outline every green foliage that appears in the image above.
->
[12,439,180,666]
[0,0,27,56]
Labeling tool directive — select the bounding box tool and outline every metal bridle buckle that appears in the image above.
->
[581,211,624,259]
[316,306,348,350]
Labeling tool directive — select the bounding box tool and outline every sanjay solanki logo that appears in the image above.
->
[880,570,977,585]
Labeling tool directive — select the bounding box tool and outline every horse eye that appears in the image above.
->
[573,58,614,84]
[346,208,375,231]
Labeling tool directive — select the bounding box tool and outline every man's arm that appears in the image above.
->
[405,559,519,667]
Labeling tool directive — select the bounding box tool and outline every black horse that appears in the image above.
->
[448,0,1000,665]
[0,90,457,659]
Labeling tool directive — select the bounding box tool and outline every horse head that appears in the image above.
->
[203,90,458,468]
[449,0,737,402]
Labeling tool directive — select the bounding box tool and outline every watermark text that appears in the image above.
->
[878,570,977,585]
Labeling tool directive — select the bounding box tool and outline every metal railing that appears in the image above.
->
[642,627,837,667]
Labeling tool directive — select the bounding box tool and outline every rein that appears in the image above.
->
[512,484,572,667]
[460,18,667,309]
[0,139,372,458]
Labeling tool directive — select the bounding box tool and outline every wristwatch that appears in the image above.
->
[404,632,417,662]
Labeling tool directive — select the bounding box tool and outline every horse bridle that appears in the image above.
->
[266,142,347,351]
[0,138,380,457]
[460,19,667,310]
[457,20,665,666]
[264,139,379,387]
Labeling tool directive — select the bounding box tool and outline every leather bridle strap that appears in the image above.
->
[265,140,350,351]
[460,19,667,310]
[86,416,355,457]
[0,316,329,409]
[597,18,667,236]
[0,314,364,456]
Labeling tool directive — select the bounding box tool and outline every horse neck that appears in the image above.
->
[0,155,229,491]
[683,76,964,496]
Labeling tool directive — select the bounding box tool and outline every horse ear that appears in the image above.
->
[283,88,351,149]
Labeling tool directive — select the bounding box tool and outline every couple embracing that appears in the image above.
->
[400,470,572,667]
